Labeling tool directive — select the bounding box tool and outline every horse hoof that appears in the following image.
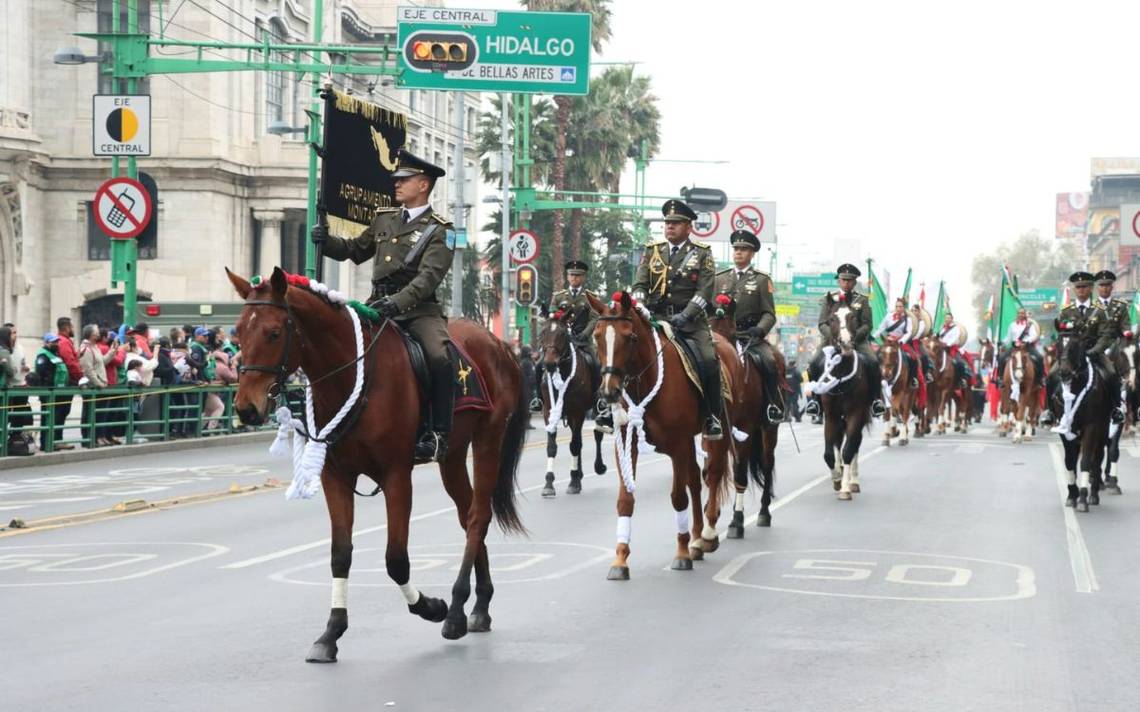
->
[757,513,772,528]
[566,480,582,495]
[849,483,861,494]
[467,611,492,633]
[837,491,852,501]
[899,439,909,447]
[541,484,556,498]
[671,558,693,571]
[595,464,607,475]
[689,546,704,561]
[1076,501,1089,513]
[727,524,744,539]
[606,566,630,581]
[305,641,338,664]
[1089,492,1100,506]
[1108,485,1123,495]
[832,478,842,492]
[882,438,890,446]
[702,536,720,553]
[408,594,448,623]
[441,615,469,640]
[998,431,1007,437]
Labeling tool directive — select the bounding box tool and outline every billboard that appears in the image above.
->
[1055,192,1089,239]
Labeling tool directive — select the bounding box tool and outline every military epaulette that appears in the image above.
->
[716,267,734,276]
[1093,301,1108,310]
[645,238,668,247]
[689,238,712,249]
[430,212,453,225]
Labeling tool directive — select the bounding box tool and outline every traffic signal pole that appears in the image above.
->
[500,92,512,340]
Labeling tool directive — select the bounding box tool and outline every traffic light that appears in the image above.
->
[680,186,728,213]
[404,32,476,72]
[515,265,537,307]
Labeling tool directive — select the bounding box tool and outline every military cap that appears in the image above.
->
[836,263,862,279]
[1068,271,1095,286]
[730,230,761,251]
[391,149,446,179]
[662,199,697,223]
[1095,269,1117,285]
[564,259,589,275]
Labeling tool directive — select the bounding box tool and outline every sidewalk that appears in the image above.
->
[1,431,275,472]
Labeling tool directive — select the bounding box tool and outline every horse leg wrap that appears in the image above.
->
[546,456,555,474]
[1079,471,1090,490]
[331,577,348,609]
[734,492,745,513]
[1067,470,1077,485]
[675,508,691,535]
[399,582,420,606]
[616,516,632,545]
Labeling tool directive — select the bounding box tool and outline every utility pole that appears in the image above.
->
[500,93,512,341]
[450,93,466,317]
[303,0,325,280]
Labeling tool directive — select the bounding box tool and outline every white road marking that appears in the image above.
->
[0,542,229,586]
[1048,443,1100,594]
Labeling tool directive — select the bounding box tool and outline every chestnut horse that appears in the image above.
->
[999,342,1038,443]
[706,297,781,536]
[923,336,958,434]
[536,312,607,497]
[228,268,528,660]
[589,291,735,578]
[879,339,916,446]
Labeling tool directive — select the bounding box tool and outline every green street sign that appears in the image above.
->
[1017,287,1059,309]
[396,7,591,94]
[791,273,837,296]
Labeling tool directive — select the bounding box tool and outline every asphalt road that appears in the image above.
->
[3,416,1140,711]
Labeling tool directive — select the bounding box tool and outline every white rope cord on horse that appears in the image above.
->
[611,305,665,495]
[265,278,366,500]
[806,345,859,395]
[882,344,904,400]
[1051,358,1095,442]
[1009,352,1022,404]
[543,335,577,435]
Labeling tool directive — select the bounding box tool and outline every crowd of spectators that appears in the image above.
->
[1,317,245,455]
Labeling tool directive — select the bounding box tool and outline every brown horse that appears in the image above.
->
[589,291,735,578]
[536,312,607,497]
[705,297,781,536]
[923,336,957,434]
[227,268,528,661]
[1000,342,1038,443]
[879,339,916,446]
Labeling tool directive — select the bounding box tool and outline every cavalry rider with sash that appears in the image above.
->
[805,263,886,418]
[632,199,724,439]
[938,313,971,389]
[714,229,784,423]
[549,259,611,431]
[312,149,456,463]
[911,302,935,382]
[1093,269,1130,423]
[1043,270,1117,426]
[998,307,1044,389]
[875,297,926,407]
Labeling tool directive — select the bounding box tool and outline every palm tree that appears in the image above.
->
[521,0,613,292]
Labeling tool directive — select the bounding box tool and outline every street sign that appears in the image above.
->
[93,95,151,156]
[691,211,720,238]
[693,200,777,243]
[1121,204,1140,247]
[93,177,153,239]
[1017,288,1060,311]
[791,273,837,296]
[508,229,540,264]
[396,7,591,94]
[775,304,801,317]
[730,204,765,235]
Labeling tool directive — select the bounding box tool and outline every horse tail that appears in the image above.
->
[747,436,766,490]
[492,352,529,536]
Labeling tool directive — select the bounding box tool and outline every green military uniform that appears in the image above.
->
[1094,295,1130,354]
[1046,269,1120,426]
[631,199,723,437]
[713,229,783,421]
[549,285,600,355]
[806,263,884,416]
[317,149,456,462]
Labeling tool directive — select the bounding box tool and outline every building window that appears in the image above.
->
[409,90,417,113]
[264,20,288,132]
[97,0,151,94]
[466,106,476,137]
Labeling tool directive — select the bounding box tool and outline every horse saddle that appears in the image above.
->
[659,324,732,403]
[400,330,493,414]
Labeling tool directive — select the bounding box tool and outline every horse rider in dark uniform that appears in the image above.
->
[549,259,611,431]
[1043,270,1118,426]
[805,263,886,418]
[713,229,784,423]
[632,199,724,439]
[312,149,456,463]
[1093,269,1130,423]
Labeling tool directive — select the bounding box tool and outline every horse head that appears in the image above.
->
[539,305,573,375]
[226,266,300,425]
[593,290,645,404]
[826,302,858,350]
[710,293,736,341]
[879,339,899,373]
[1056,330,1083,383]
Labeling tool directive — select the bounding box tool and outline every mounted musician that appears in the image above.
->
[548,259,611,432]
[874,297,925,408]
[631,199,724,439]
[937,312,971,390]
[910,302,935,383]
[713,229,783,423]
[312,149,455,463]
[998,307,1044,389]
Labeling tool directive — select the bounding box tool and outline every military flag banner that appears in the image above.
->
[996,268,1025,345]
[319,89,409,238]
[932,281,947,331]
[866,259,888,329]
[900,267,913,306]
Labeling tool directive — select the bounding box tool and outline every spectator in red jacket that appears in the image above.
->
[56,316,82,385]
[129,321,153,358]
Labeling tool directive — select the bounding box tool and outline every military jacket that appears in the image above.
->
[1055,301,1110,351]
[550,287,599,347]
[1093,297,1131,353]
[817,289,873,345]
[631,238,715,321]
[713,266,777,337]
[322,206,454,319]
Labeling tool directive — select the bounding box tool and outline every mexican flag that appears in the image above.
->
[983,294,995,341]
[932,281,948,331]
[900,267,913,306]
[996,266,1024,345]
[866,259,889,331]
[1130,291,1140,328]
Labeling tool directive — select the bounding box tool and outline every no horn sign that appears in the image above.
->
[93,177,153,239]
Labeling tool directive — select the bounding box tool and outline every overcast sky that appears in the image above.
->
[478,0,1140,331]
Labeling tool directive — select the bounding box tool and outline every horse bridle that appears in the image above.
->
[597,314,635,382]
[237,299,295,402]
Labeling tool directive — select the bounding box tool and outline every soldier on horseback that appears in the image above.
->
[632,199,724,439]
[1043,270,1119,427]
[312,149,456,463]
[549,259,611,431]
[1093,269,1130,423]
[713,229,783,423]
[805,263,886,418]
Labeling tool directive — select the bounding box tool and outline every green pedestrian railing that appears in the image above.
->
[0,383,306,457]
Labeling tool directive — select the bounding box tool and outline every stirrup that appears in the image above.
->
[1112,408,1125,425]
[766,404,784,423]
[871,399,886,417]
[804,400,820,416]
[704,415,724,440]
[414,432,447,464]
[593,398,614,433]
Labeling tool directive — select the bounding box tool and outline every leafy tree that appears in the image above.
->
[970,230,1082,325]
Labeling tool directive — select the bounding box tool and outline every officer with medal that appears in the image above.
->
[312,149,457,463]
[549,259,610,431]
[713,229,784,423]
[1044,270,1118,425]
[1092,269,1130,422]
[805,263,886,418]
[631,199,724,439]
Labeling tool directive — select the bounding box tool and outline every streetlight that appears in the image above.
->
[52,46,110,65]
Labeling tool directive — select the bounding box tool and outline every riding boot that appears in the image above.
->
[589,356,613,433]
[415,363,454,464]
[1040,374,1056,426]
[703,361,725,440]
[863,350,886,417]
[764,369,785,423]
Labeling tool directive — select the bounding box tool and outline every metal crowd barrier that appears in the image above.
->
[0,383,306,457]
